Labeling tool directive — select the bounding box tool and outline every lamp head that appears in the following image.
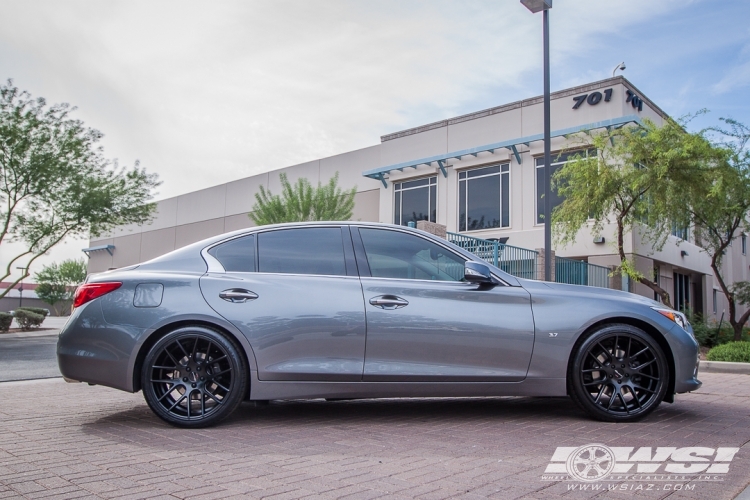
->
[520,0,552,13]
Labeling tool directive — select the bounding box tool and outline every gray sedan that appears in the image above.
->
[58,222,701,427]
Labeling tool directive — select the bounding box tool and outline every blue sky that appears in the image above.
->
[1,0,749,273]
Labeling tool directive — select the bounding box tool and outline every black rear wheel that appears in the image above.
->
[569,324,669,422]
[141,326,247,428]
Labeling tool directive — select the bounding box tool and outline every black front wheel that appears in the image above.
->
[569,324,669,422]
[141,326,248,428]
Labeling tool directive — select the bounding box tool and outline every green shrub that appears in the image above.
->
[0,313,12,332]
[13,309,44,331]
[706,342,750,363]
[685,312,750,347]
[17,307,49,317]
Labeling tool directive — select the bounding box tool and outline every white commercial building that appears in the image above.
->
[86,76,747,321]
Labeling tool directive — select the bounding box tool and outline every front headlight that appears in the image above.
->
[651,306,690,331]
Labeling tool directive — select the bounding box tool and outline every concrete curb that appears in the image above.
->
[700,360,750,374]
[0,329,59,339]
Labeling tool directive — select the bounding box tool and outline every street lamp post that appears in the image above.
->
[520,0,553,281]
[16,266,28,308]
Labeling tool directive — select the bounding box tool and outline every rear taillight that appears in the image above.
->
[73,282,122,308]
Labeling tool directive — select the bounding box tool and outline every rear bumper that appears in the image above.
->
[56,302,143,393]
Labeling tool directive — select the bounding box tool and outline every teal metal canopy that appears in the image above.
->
[82,244,115,256]
[363,115,643,187]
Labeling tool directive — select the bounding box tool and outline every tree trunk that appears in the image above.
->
[615,216,673,308]
[710,251,743,341]
[732,324,743,342]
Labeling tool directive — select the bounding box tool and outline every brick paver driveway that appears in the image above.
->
[0,373,748,500]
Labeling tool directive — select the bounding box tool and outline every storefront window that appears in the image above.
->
[394,176,437,226]
[458,164,510,231]
[536,150,595,224]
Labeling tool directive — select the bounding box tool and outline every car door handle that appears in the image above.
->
[369,295,409,309]
[219,289,259,303]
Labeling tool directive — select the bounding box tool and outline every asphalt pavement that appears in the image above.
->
[0,316,66,382]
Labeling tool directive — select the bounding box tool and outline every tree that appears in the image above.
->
[35,258,87,315]
[0,80,159,299]
[679,118,750,341]
[551,115,716,308]
[250,172,356,225]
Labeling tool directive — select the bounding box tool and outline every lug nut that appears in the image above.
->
[182,377,188,382]
[200,377,205,381]
[192,383,197,388]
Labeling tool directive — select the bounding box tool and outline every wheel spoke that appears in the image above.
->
[613,335,618,358]
[164,348,181,366]
[606,390,617,410]
[629,387,643,408]
[631,384,656,394]
[167,393,187,412]
[204,390,224,406]
[157,389,176,403]
[596,342,612,361]
[626,336,632,358]
[152,365,177,370]
[634,359,656,371]
[587,352,604,366]
[593,384,606,404]
[632,346,649,358]
[212,368,233,377]
[212,380,230,392]
[151,379,178,384]
[583,380,605,386]
[176,339,190,358]
[618,392,629,414]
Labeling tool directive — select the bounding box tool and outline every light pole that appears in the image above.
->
[612,62,626,77]
[520,0,553,281]
[16,266,28,308]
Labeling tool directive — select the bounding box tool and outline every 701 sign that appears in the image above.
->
[572,88,612,109]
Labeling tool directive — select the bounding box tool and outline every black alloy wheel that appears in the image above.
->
[141,326,247,428]
[568,324,669,422]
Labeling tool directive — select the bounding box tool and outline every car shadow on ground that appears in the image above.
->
[78,394,692,441]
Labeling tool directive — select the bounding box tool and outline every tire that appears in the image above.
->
[141,325,248,428]
[568,324,669,422]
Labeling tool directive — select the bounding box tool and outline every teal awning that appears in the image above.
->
[363,115,643,187]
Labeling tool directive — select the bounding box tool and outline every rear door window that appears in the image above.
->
[258,228,347,276]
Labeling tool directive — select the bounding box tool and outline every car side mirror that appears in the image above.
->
[464,261,498,286]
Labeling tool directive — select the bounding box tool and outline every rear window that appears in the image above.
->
[208,234,256,272]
